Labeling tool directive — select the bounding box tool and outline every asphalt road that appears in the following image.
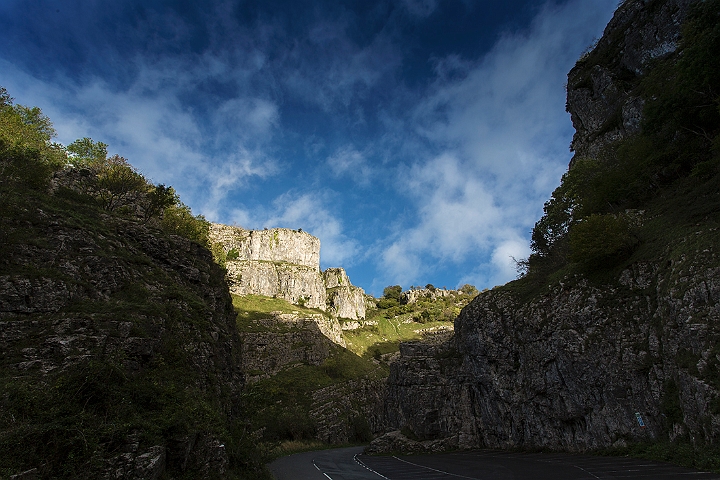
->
[268,446,720,480]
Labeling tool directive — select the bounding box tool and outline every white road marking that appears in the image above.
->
[390,455,481,479]
[313,460,334,479]
[354,454,392,479]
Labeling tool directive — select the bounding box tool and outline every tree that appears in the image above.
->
[0,86,65,187]
[382,285,402,301]
[94,155,146,212]
[142,184,177,222]
[67,137,108,166]
[161,203,210,246]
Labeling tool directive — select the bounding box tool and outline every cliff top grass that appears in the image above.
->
[233,294,330,330]
[344,315,453,359]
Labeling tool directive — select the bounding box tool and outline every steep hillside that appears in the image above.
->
[377,0,720,470]
[0,91,256,478]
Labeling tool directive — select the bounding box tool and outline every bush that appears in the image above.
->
[161,203,210,246]
[94,155,147,211]
[569,214,638,268]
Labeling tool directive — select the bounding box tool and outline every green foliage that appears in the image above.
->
[211,242,228,268]
[0,87,58,153]
[161,203,210,246]
[94,155,147,212]
[67,137,108,165]
[0,87,66,193]
[227,247,240,260]
[143,183,177,222]
[569,214,639,268]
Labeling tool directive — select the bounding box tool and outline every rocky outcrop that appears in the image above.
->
[402,287,462,305]
[225,260,327,309]
[210,224,319,267]
[566,0,693,162]
[0,173,242,478]
[210,224,366,319]
[324,268,367,320]
[381,250,720,451]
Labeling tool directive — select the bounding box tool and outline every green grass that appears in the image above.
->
[233,294,329,326]
[232,294,333,334]
[344,314,454,359]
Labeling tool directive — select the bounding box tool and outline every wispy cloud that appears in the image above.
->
[326,146,374,186]
[401,0,439,18]
[376,0,615,289]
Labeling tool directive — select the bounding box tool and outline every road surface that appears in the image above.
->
[268,446,720,480]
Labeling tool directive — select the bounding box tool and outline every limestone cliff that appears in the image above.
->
[567,0,693,162]
[382,254,720,451]
[210,224,366,320]
[324,268,367,320]
[0,169,243,477]
[377,0,720,454]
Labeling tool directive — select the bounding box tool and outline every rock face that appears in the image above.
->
[210,224,320,267]
[311,378,387,444]
[0,172,242,478]
[324,268,367,320]
[239,311,347,382]
[382,251,720,451]
[566,0,693,163]
[377,0,720,454]
[210,224,366,319]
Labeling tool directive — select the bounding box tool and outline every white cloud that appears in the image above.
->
[378,0,616,288]
[0,57,279,217]
[326,146,373,185]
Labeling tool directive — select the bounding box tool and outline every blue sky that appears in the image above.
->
[0,0,617,296]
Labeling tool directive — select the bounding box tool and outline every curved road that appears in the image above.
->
[268,446,720,480]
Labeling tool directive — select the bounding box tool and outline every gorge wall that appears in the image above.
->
[209,224,367,320]
[376,0,720,454]
[0,169,243,478]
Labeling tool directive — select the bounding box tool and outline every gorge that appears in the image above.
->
[1,0,719,478]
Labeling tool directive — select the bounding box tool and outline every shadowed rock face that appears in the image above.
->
[383,255,720,452]
[377,0,720,454]
[0,174,243,478]
[566,0,694,163]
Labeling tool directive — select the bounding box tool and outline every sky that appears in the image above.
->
[0,0,618,296]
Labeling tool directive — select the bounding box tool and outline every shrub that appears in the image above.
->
[94,155,147,212]
[161,203,210,246]
[569,213,638,268]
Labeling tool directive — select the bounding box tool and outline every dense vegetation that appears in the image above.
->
[522,0,719,285]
